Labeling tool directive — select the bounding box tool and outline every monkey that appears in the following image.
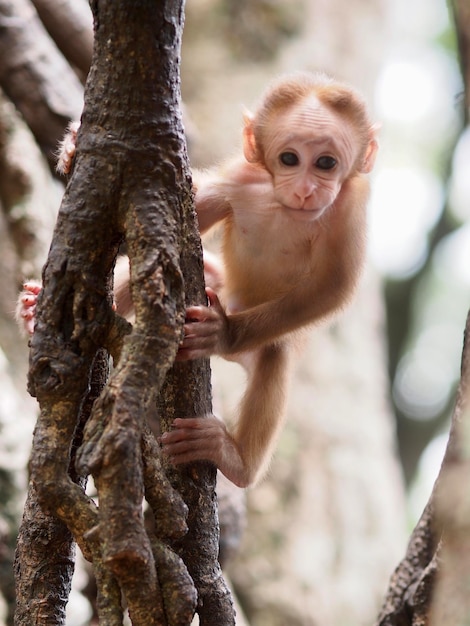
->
[17,71,378,488]
[162,72,378,487]
[16,281,41,335]
[55,121,80,175]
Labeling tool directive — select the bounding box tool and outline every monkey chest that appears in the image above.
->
[223,219,312,304]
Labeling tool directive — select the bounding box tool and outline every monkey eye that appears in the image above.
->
[279,152,299,166]
[315,156,337,170]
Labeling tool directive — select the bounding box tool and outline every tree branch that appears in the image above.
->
[0,0,83,169]
[30,0,93,79]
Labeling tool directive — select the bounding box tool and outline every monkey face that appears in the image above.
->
[261,97,359,220]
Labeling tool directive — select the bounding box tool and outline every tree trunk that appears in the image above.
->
[13,1,234,624]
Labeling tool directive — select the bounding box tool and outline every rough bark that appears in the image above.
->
[159,366,235,625]
[14,0,234,624]
[14,483,77,625]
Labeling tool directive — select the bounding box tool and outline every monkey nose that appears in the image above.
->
[294,185,315,205]
[296,179,316,198]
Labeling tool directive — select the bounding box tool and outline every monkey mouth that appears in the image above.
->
[283,204,324,220]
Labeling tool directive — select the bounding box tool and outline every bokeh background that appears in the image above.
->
[0,0,467,624]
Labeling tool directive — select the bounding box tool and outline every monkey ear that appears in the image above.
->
[242,110,260,163]
[360,124,381,173]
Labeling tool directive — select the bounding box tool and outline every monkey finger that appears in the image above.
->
[21,307,36,320]
[165,448,214,466]
[183,316,224,342]
[159,429,207,457]
[183,321,209,336]
[160,429,206,447]
[24,318,36,335]
[185,304,214,323]
[21,295,37,309]
[22,281,42,295]
[159,416,224,439]
[183,319,222,340]
[176,334,223,359]
[186,291,225,321]
[160,418,225,465]
[178,334,219,358]
[205,287,224,312]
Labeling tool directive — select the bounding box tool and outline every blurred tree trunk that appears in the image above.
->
[377,2,470,624]
[375,309,470,626]
[0,0,84,170]
[452,0,470,123]
[0,59,64,626]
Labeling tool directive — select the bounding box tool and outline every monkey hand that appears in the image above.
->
[176,287,230,360]
[56,121,80,175]
[159,415,250,488]
[16,280,42,336]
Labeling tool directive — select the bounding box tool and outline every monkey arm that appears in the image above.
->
[225,265,355,353]
[192,169,233,234]
[178,252,360,359]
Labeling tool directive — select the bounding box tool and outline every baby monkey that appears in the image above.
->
[18,72,378,488]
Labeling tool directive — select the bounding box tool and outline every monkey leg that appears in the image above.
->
[160,340,291,488]
[233,340,291,485]
[203,249,225,293]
